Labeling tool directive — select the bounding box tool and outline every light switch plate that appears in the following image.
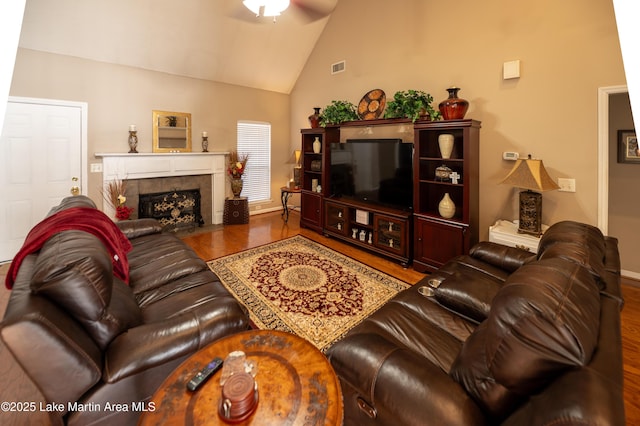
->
[558,178,576,192]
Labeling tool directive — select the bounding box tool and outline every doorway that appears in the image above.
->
[598,85,639,279]
[0,97,87,262]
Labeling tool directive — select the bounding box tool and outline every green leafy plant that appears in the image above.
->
[166,116,178,127]
[383,90,441,122]
[320,100,359,126]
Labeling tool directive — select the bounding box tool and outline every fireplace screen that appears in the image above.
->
[139,189,203,232]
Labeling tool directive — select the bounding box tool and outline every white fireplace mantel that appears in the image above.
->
[95,152,229,224]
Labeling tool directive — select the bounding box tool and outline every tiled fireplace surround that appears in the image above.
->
[95,152,228,225]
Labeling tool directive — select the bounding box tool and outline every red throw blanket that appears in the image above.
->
[5,207,132,289]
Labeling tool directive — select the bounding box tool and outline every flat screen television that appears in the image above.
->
[329,139,413,211]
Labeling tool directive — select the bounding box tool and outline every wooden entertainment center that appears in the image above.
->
[300,119,480,272]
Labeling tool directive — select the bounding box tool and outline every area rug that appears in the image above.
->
[208,236,410,351]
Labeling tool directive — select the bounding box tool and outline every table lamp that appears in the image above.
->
[500,155,559,235]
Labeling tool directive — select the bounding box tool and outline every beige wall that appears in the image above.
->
[609,92,639,274]
[290,0,627,241]
[10,48,291,214]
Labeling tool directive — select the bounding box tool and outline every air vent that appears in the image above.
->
[331,60,346,75]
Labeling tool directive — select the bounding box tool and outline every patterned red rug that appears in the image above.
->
[208,236,410,351]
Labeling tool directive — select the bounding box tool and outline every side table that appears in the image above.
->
[223,197,249,225]
[138,329,343,425]
[489,219,548,253]
[280,186,301,223]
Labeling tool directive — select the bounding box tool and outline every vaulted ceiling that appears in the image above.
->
[18,0,338,94]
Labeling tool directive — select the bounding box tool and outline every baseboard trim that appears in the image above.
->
[622,270,640,282]
[249,206,285,215]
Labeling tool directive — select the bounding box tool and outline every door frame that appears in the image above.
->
[7,96,89,196]
[597,85,627,235]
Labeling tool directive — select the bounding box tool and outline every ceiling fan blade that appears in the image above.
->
[290,0,336,23]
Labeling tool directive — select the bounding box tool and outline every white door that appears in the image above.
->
[0,98,86,262]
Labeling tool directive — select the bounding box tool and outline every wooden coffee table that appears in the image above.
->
[138,330,343,425]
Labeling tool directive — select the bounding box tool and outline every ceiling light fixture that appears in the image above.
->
[243,0,290,20]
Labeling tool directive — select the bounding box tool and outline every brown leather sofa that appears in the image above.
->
[1,195,250,425]
[327,221,625,425]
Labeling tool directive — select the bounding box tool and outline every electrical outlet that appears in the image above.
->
[558,178,576,192]
[90,163,103,173]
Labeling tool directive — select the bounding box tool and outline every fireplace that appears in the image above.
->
[124,174,212,225]
[95,152,228,224]
[139,188,203,232]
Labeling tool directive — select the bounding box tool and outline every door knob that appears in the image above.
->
[70,177,80,196]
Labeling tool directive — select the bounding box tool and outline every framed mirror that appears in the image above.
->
[152,110,192,153]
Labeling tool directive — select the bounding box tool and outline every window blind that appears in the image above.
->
[237,121,271,203]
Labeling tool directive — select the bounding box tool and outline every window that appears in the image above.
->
[237,121,271,203]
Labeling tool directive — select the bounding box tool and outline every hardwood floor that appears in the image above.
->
[0,210,638,425]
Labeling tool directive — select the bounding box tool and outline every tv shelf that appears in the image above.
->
[413,119,480,272]
[299,119,480,270]
[299,127,339,232]
[324,198,412,266]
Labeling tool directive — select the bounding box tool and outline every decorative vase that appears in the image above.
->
[231,177,243,197]
[438,134,454,159]
[308,107,321,128]
[438,193,456,218]
[202,136,209,152]
[313,136,321,154]
[128,130,138,153]
[438,87,469,120]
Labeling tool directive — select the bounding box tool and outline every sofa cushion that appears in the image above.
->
[433,270,502,323]
[450,258,601,420]
[32,231,114,320]
[127,233,208,295]
[537,221,607,288]
[31,231,140,348]
[84,278,143,348]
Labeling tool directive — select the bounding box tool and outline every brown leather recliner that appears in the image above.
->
[1,195,250,425]
[327,221,625,425]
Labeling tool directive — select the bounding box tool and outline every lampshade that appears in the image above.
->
[500,157,560,192]
[243,0,290,17]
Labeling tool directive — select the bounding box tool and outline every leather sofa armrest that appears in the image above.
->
[116,218,163,240]
[469,241,536,273]
[328,333,485,425]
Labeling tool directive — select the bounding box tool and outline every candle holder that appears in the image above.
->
[128,130,138,153]
[202,136,209,152]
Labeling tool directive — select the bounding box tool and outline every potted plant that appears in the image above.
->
[102,178,134,220]
[320,100,359,126]
[166,116,178,127]
[383,90,441,122]
[228,151,249,197]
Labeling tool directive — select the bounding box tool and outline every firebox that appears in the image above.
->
[139,189,204,232]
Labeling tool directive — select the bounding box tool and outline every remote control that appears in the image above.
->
[186,357,224,391]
